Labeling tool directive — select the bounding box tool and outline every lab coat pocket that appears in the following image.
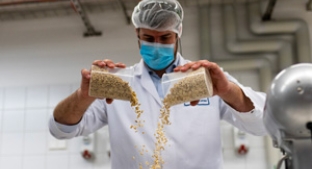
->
[168,102,219,138]
[163,102,221,166]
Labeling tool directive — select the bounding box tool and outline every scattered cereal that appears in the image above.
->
[150,106,170,169]
[128,68,212,169]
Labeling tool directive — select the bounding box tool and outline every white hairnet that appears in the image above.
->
[132,0,184,37]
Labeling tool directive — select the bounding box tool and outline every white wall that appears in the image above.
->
[0,83,111,169]
[0,1,310,169]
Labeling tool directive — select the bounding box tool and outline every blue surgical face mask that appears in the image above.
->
[139,40,175,70]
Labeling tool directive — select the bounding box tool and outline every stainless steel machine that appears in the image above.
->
[264,63,312,169]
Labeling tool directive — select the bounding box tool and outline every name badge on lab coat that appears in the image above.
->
[184,98,210,106]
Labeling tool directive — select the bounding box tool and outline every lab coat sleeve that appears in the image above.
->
[49,99,108,139]
[220,72,267,136]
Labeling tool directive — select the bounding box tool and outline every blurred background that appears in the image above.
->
[0,0,311,168]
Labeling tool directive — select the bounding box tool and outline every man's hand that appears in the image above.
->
[80,59,126,104]
[54,59,126,125]
[174,60,231,105]
[174,60,230,105]
[174,60,254,112]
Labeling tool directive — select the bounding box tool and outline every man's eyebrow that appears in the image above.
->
[161,33,172,37]
[142,34,154,38]
[142,33,172,37]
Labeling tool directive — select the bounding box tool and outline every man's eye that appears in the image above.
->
[161,37,169,41]
[145,38,154,42]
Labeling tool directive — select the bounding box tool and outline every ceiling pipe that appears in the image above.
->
[307,0,312,11]
[233,2,292,74]
[247,1,311,64]
[200,5,274,167]
[262,0,277,21]
[116,0,131,25]
[221,4,278,168]
[200,3,278,169]
[71,0,102,37]
[0,0,67,6]
[223,4,293,70]
[199,4,273,92]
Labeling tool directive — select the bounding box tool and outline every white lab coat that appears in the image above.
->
[49,54,267,169]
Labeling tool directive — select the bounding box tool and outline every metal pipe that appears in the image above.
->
[248,1,311,64]
[0,0,67,6]
[307,0,312,11]
[198,4,273,92]
[216,58,273,92]
[71,0,102,37]
[116,0,131,25]
[262,0,278,21]
[276,154,289,169]
[223,4,293,70]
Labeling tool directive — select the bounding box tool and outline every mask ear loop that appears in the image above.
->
[137,33,141,48]
[178,38,182,55]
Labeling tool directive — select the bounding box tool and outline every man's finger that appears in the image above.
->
[103,59,113,63]
[115,62,126,68]
[180,62,195,72]
[103,59,115,68]
[81,69,91,79]
[92,60,102,64]
[174,65,184,72]
[92,60,106,67]
[191,62,202,70]
[80,69,91,94]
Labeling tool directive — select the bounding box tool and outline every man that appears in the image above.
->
[49,0,267,168]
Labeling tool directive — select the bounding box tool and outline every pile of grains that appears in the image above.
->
[163,67,213,107]
[89,65,133,100]
[88,65,143,132]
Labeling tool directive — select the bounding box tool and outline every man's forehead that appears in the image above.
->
[139,28,176,36]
